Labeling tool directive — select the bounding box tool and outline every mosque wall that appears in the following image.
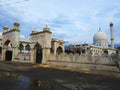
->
[46,52,120,71]
[48,53,118,66]
[108,49,116,55]
[18,53,30,60]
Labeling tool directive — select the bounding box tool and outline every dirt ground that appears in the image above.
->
[0,61,120,90]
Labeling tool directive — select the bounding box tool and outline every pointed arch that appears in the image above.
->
[56,46,63,54]
[19,43,24,53]
[3,39,13,61]
[25,44,30,53]
[104,50,108,55]
[4,39,11,47]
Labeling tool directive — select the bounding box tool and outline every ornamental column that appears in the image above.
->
[110,22,114,49]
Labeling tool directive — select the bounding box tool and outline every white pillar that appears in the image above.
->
[53,41,57,54]
[110,22,114,49]
[30,43,35,63]
[22,43,27,60]
[23,44,27,53]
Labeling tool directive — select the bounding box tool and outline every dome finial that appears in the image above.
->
[43,24,50,32]
[3,26,9,30]
[45,24,48,27]
[110,22,113,27]
[14,20,20,26]
[33,27,36,30]
[99,27,101,31]
[32,28,38,33]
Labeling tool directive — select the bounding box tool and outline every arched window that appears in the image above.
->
[19,43,23,53]
[34,43,41,49]
[25,44,30,52]
[104,50,108,55]
[56,47,63,54]
[76,49,81,55]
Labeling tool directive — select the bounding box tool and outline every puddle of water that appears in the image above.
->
[0,72,67,90]
[18,76,30,90]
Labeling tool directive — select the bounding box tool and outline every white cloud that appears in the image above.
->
[20,34,25,39]
[74,21,90,31]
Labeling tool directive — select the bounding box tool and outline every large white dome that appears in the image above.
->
[93,29,108,43]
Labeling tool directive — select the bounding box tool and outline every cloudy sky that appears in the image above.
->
[0,0,120,45]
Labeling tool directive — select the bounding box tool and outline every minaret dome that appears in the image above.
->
[110,22,113,27]
[13,20,20,27]
[43,24,50,32]
[3,26,9,30]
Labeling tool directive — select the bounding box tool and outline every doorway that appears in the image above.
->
[35,43,42,63]
[56,46,63,54]
[36,48,42,63]
[5,50,12,61]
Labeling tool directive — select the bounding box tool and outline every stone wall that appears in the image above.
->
[47,53,120,72]
[48,53,117,66]
[18,53,30,60]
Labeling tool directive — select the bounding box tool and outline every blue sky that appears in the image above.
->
[0,0,120,45]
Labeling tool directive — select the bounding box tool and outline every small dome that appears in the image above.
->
[43,25,50,31]
[14,21,20,26]
[3,26,9,30]
[52,36,57,41]
[32,28,38,33]
[59,38,63,42]
[93,28,108,43]
[110,22,113,27]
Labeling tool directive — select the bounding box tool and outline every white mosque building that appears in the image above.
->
[69,22,116,56]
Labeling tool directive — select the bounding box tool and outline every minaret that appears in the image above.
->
[99,27,101,31]
[110,22,114,49]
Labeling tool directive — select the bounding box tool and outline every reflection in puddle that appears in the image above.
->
[30,79,56,90]
[30,79,41,87]
[0,72,57,90]
[18,76,30,90]
[19,76,56,90]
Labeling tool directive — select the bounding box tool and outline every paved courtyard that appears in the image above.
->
[0,61,120,90]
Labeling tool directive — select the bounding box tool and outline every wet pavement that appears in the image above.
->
[0,61,120,90]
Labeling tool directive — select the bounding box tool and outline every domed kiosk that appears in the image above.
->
[93,28,108,48]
